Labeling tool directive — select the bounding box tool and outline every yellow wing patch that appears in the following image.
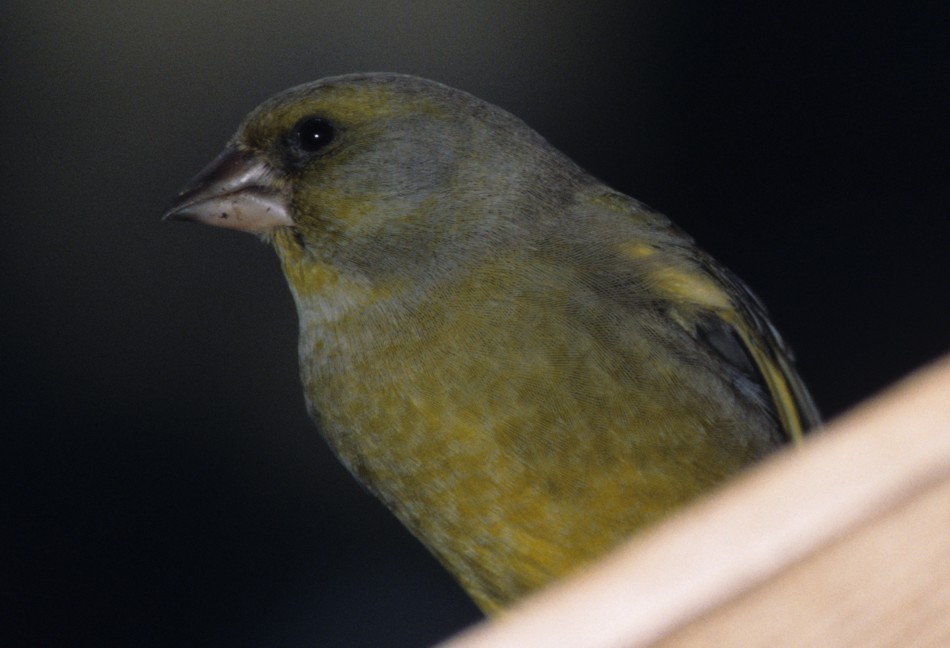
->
[648,265,733,312]
[617,241,657,259]
[720,311,808,445]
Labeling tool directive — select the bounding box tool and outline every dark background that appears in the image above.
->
[5,2,948,646]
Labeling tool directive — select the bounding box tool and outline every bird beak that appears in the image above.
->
[163,147,293,233]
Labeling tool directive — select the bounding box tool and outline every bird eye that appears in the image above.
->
[293,117,335,153]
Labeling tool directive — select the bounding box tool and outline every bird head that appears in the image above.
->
[164,74,582,301]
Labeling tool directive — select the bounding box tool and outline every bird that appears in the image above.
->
[164,73,819,613]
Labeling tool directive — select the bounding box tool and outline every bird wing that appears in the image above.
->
[596,195,820,443]
[698,260,821,442]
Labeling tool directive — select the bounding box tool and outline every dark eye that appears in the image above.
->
[293,117,335,153]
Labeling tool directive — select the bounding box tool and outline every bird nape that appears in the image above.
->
[165,72,818,613]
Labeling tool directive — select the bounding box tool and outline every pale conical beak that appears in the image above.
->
[163,147,293,233]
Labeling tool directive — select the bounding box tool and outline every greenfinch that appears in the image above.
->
[165,73,819,613]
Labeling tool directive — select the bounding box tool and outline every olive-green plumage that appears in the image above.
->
[166,73,819,612]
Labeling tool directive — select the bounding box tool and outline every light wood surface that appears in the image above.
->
[443,354,950,648]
